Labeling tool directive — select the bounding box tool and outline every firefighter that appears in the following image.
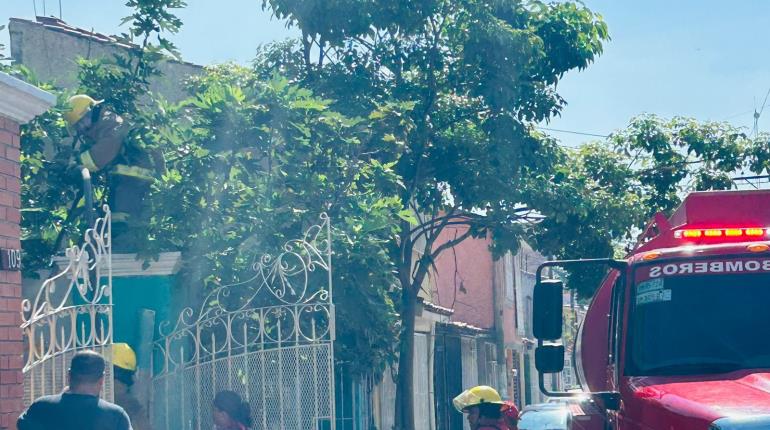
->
[501,401,520,429]
[64,95,164,245]
[453,386,514,430]
[113,343,152,430]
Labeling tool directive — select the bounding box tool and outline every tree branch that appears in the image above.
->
[430,228,473,261]
[409,210,480,236]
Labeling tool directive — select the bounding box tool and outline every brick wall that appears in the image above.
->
[431,225,496,329]
[0,116,23,430]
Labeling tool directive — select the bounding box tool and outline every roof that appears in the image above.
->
[0,71,56,123]
[438,321,493,337]
[9,16,202,68]
[418,298,454,316]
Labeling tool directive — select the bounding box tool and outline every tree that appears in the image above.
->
[20,0,187,274]
[259,1,609,427]
[140,65,406,374]
[531,114,760,297]
[19,1,404,377]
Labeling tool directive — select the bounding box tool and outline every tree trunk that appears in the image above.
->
[394,287,417,430]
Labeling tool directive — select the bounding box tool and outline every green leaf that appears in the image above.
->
[397,209,418,226]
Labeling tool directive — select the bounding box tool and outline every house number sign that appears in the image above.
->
[0,249,21,271]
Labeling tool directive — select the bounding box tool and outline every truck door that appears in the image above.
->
[607,273,625,429]
[610,273,640,430]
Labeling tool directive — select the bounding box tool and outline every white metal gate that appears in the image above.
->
[21,206,113,405]
[152,214,335,430]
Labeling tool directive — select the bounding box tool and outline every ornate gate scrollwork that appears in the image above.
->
[21,206,113,405]
[152,214,335,430]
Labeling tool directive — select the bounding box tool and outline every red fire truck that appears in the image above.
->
[533,190,770,429]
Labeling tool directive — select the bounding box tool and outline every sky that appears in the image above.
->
[3,0,770,147]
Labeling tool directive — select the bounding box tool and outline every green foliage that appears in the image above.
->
[532,114,759,297]
[259,0,609,427]
[19,0,403,375]
[20,86,81,274]
[611,115,748,215]
[20,0,186,279]
[136,66,405,374]
[259,0,609,279]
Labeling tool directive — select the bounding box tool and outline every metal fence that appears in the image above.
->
[152,214,335,430]
[21,206,113,405]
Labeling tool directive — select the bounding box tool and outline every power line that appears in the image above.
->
[537,126,609,138]
[723,88,770,123]
[723,108,755,121]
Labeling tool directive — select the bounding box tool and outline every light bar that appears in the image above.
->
[703,229,723,237]
[674,227,769,239]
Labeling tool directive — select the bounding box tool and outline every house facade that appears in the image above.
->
[0,71,55,429]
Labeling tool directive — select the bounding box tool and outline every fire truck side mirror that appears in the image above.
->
[535,344,565,373]
[533,279,563,340]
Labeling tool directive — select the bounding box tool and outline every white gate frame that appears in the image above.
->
[21,205,113,404]
[152,213,335,430]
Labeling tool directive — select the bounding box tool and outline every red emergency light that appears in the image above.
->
[674,227,769,239]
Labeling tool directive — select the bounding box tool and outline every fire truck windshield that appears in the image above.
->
[628,269,770,376]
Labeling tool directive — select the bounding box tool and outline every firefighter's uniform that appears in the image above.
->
[113,343,152,430]
[65,95,163,234]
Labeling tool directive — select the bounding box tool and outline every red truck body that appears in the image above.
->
[571,190,770,429]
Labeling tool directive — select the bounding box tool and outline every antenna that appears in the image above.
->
[753,87,770,137]
[43,0,46,16]
[59,0,62,19]
[32,0,37,16]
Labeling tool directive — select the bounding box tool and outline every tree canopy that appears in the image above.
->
[18,0,404,377]
[533,114,765,297]
[258,0,609,427]
[16,2,770,429]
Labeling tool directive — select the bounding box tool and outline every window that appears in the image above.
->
[628,265,770,376]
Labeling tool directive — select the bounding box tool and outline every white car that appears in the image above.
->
[518,404,570,430]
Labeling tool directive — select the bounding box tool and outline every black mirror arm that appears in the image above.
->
[538,358,621,411]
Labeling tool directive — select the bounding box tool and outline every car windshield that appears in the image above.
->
[628,261,770,376]
[518,409,568,430]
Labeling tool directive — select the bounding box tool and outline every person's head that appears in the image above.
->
[112,343,137,388]
[69,350,106,395]
[466,403,504,427]
[64,94,101,129]
[501,401,519,428]
[453,385,504,429]
[213,390,252,429]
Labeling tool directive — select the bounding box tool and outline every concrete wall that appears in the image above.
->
[9,17,202,103]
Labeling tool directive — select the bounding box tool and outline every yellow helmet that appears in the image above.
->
[453,386,503,412]
[112,343,137,372]
[64,94,101,125]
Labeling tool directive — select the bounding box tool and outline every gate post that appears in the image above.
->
[0,71,55,429]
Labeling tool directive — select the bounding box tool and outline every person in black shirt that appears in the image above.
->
[17,350,132,430]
